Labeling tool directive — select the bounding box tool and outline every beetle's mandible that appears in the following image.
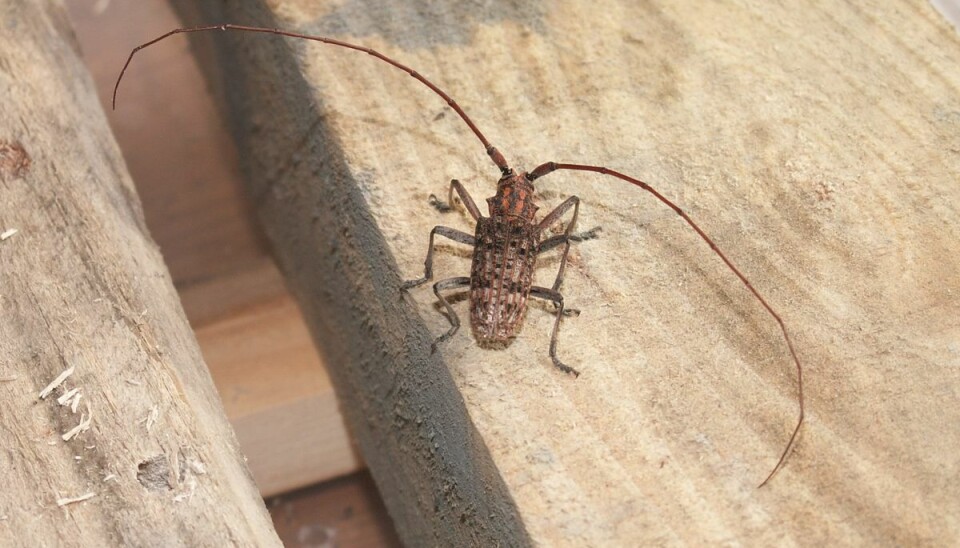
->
[114,23,805,487]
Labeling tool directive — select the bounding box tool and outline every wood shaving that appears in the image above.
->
[56,387,79,405]
[56,492,95,507]
[173,476,198,503]
[103,474,117,482]
[138,406,159,432]
[185,459,207,476]
[71,393,82,413]
[62,411,92,441]
[125,379,141,386]
[0,375,17,382]
[0,228,17,241]
[39,365,75,399]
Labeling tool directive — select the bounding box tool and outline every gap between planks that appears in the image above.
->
[184,259,362,497]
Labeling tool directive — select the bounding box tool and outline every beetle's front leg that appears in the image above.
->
[429,179,483,221]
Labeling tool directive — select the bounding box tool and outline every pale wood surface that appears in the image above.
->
[64,0,360,497]
[157,0,957,545]
[195,290,362,496]
[0,1,280,545]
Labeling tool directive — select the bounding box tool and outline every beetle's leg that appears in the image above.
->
[401,227,474,291]
[450,179,483,221]
[529,286,580,377]
[539,224,601,315]
[537,226,602,254]
[536,196,580,292]
[430,179,483,221]
[528,161,805,486]
[430,277,471,352]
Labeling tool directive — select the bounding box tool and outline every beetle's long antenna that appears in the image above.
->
[113,24,512,174]
[528,161,804,487]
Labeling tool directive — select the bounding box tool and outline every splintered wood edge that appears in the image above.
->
[69,0,360,497]
[0,2,281,544]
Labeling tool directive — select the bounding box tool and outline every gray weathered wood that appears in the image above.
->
[156,0,960,545]
[0,1,281,545]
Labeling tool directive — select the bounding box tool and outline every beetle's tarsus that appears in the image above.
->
[428,194,453,213]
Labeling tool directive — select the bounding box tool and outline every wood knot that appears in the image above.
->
[0,140,30,180]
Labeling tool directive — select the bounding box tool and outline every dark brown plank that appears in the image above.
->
[268,473,401,548]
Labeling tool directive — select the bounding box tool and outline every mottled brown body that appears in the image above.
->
[397,170,581,375]
[470,175,539,343]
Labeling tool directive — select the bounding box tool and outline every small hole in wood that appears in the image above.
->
[137,454,173,492]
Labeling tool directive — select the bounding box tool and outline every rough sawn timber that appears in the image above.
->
[169,0,960,545]
[63,0,363,498]
[0,1,280,545]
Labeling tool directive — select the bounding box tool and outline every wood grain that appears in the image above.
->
[195,292,362,496]
[168,0,960,545]
[0,1,279,544]
[64,0,360,497]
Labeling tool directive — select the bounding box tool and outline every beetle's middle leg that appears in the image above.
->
[430,277,471,352]
[536,196,580,292]
[530,286,580,377]
[401,226,474,290]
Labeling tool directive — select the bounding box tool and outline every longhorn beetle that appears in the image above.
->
[114,24,804,486]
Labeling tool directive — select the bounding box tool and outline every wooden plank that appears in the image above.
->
[150,0,960,545]
[63,0,269,286]
[267,472,400,548]
[64,0,360,496]
[195,292,362,496]
[176,257,285,326]
[0,1,280,544]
